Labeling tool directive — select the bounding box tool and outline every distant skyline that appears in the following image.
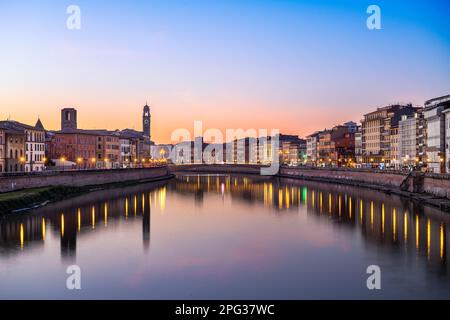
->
[1,0,450,143]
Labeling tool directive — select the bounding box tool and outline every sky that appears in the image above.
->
[1,0,449,143]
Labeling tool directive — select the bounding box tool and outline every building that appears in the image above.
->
[143,104,151,140]
[361,104,417,167]
[306,132,320,166]
[50,131,97,168]
[388,126,400,169]
[399,111,424,168]
[277,134,306,165]
[354,126,363,166]
[61,108,77,130]
[151,144,172,161]
[51,105,155,169]
[115,132,139,167]
[0,128,4,172]
[444,108,450,173]
[424,95,450,173]
[316,125,354,167]
[4,129,26,172]
[0,120,46,172]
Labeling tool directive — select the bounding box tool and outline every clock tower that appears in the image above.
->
[143,103,151,140]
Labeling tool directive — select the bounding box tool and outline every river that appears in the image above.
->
[0,173,449,299]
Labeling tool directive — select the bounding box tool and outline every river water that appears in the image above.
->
[0,174,450,299]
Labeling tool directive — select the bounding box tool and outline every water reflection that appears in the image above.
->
[0,181,168,260]
[1,174,450,298]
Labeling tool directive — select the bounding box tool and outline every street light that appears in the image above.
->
[60,157,66,171]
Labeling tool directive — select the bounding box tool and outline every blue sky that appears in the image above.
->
[1,0,449,141]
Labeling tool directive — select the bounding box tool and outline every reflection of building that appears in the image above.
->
[424,96,450,173]
[0,183,163,258]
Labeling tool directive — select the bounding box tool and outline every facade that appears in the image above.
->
[444,108,450,173]
[61,108,77,130]
[51,132,97,168]
[355,126,363,166]
[361,104,417,167]
[150,144,172,161]
[118,137,137,167]
[399,112,423,167]
[96,133,120,169]
[423,96,450,173]
[143,104,151,140]
[5,130,26,172]
[306,132,320,166]
[388,126,400,169]
[0,120,45,172]
[277,135,304,165]
[0,129,4,172]
[316,125,355,167]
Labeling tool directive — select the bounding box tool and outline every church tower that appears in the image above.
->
[143,103,151,140]
[61,108,77,130]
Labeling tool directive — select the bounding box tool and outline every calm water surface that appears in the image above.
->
[1,174,450,299]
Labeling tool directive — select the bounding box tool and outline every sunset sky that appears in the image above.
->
[1,0,449,143]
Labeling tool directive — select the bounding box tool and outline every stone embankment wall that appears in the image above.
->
[0,167,171,193]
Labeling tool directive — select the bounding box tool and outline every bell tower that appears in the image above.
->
[61,108,77,130]
[143,103,151,140]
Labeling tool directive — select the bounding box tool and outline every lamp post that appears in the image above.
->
[60,157,66,171]
[77,157,83,170]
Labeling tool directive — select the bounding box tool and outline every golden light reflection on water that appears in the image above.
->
[19,223,24,250]
[92,206,96,229]
[104,203,108,227]
[416,214,420,250]
[61,213,65,237]
[441,224,445,260]
[42,217,46,241]
[3,174,449,270]
[404,212,408,243]
[428,219,431,259]
[393,208,397,241]
[370,201,374,231]
[77,209,81,232]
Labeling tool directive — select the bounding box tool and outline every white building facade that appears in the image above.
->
[423,96,450,173]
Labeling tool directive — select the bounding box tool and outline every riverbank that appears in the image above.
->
[0,170,174,215]
[279,167,450,212]
[171,164,450,212]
